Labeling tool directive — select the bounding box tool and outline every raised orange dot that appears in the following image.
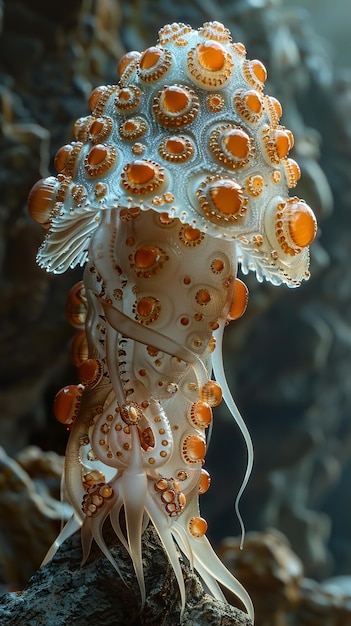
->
[137,297,156,317]
[197,41,226,71]
[201,380,222,407]
[119,87,133,102]
[140,46,163,69]
[211,259,224,272]
[89,119,105,136]
[199,469,211,494]
[155,479,168,492]
[184,435,206,462]
[183,226,201,241]
[87,144,108,166]
[285,158,301,188]
[124,120,138,132]
[209,180,243,215]
[54,384,83,425]
[246,174,264,196]
[288,202,317,248]
[161,489,175,504]
[270,96,282,120]
[78,359,102,386]
[275,130,291,159]
[178,492,186,507]
[189,516,208,537]
[244,91,262,113]
[100,485,113,498]
[228,278,249,321]
[223,129,250,158]
[54,145,72,173]
[251,59,267,83]
[191,401,213,428]
[117,50,140,77]
[196,289,211,304]
[28,176,57,228]
[162,86,190,113]
[126,160,155,184]
[88,86,106,111]
[134,245,160,268]
[165,137,186,154]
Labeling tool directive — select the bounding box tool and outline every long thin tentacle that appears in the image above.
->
[212,324,254,549]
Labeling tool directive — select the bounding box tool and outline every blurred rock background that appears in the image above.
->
[0,0,350,622]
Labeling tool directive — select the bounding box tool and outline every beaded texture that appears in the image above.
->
[28,20,317,623]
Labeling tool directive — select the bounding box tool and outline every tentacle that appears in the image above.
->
[81,493,126,582]
[190,534,254,621]
[80,516,94,566]
[101,300,209,391]
[41,514,81,566]
[121,426,148,606]
[146,491,187,614]
[109,489,130,554]
[191,558,227,602]
[212,324,254,549]
[170,519,195,571]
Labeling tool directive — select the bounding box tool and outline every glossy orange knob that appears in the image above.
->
[54,145,72,173]
[164,137,187,154]
[201,380,222,407]
[140,46,162,69]
[209,180,244,216]
[190,401,213,428]
[274,130,291,159]
[199,469,211,494]
[288,201,317,248]
[137,297,156,317]
[228,278,249,321]
[197,41,226,71]
[126,160,155,184]
[189,516,208,537]
[117,50,140,77]
[162,86,190,113]
[134,245,161,268]
[88,86,107,111]
[28,176,57,228]
[195,289,211,304]
[223,129,251,158]
[251,59,267,83]
[54,384,84,425]
[87,144,108,166]
[244,90,262,113]
[78,359,102,387]
[183,435,206,462]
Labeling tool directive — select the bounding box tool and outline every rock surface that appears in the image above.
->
[0,523,252,626]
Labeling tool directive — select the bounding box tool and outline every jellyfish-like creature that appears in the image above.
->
[28,21,317,623]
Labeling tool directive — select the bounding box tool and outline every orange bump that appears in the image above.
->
[288,201,317,248]
[209,180,244,216]
[162,86,190,113]
[197,41,226,71]
[228,278,249,321]
[126,160,155,184]
[140,46,163,69]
